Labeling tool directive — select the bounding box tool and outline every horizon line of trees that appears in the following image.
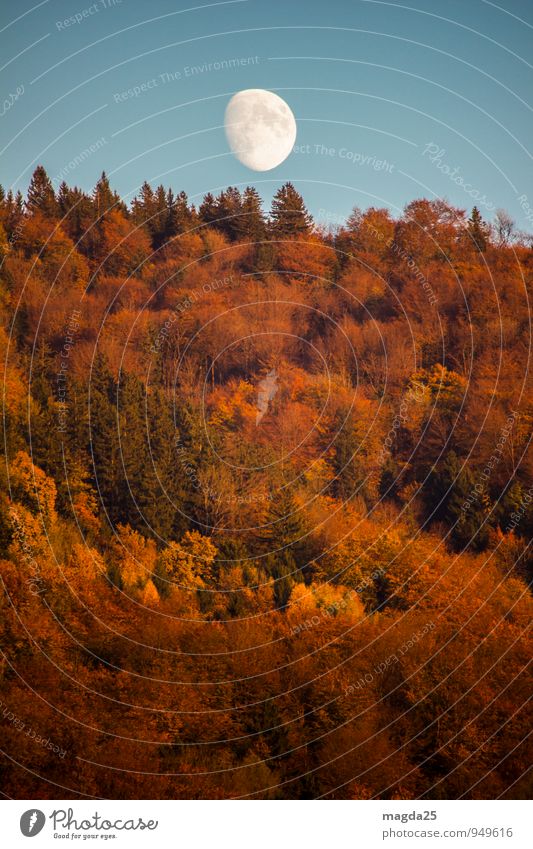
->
[1,166,530,263]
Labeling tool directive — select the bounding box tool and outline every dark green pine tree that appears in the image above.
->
[238,186,266,242]
[170,189,195,234]
[131,181,156,228]
[265,552,295,611]
[427,451,490,551]
[26,341,66,478]
[378,456,402,501]
[198,192,219,226]
[162,189,194,241]
[332,418,366,503]
[142,388,189,540]
[467,206,488,253]
[1,190,24,241]
[151,185,169,248]
[26,166,58,218]
[263,487,306,553]
[93,172,126,219]
[87,354,122,526]
[270,182,313,237]
[260,488,308,606]
[115,370,166,534]
[57,182,94,243]
[214,186,242,240]
[132,181,172,249]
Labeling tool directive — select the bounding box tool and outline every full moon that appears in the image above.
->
[224,89,297,171]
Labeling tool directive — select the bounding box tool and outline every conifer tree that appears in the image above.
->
[26,166,58,218]
[270,182,313,236]
[1,189,24,240]
[332,418,367,503]
[215,187,242,240]
[467,206,488,252]
[163,189,194,239]
[260,488,308,594]
[57,183,94,242]
[131,181,156,227]
[172,189,195,233]
[198,192,218,226]
[239,186,266,241]
[87,354,121,524]
[93,172,126,219]
[428,451,490,551]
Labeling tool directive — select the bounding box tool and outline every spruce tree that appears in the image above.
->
[26,166,58,218]
[57,183,94,242]
[427,451,489,551]
[2,189,24,240]
[171,189,195,233]
[270,182,313,237]
[116,371,148,528]
[214,186,242,240]
[332,418,366,503]
[239,186,266,242]
[144,388,189,540]
[151,185,168,248]
[467,206,488,252]
[198,192,219,226]
[87,354,121,525]
[131,181,156,227]
[93,172,126,219]
[260,488,308,593]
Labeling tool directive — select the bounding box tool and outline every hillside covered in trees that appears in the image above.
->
[0,167,531,799]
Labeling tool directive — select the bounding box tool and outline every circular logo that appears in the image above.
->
[20,810,46,837]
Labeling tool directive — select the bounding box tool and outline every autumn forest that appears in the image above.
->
[0,167,531,799]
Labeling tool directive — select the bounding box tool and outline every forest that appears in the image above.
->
[0,166,531,799]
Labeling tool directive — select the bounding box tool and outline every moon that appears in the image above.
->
[224,89,297,171]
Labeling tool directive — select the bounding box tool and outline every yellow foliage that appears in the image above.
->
[10,451,57,525]
[160,530,218,589]
[208,380,256,429]
[68,542,104,582]
[140,578,160,606]
[113,524,157,591]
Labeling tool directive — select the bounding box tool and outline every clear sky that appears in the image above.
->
[1,0,532,229]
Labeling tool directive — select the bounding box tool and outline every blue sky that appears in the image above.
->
[1,0,532,229]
